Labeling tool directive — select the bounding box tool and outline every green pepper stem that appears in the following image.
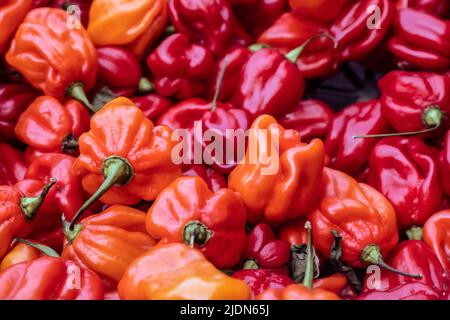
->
[211,57,229,112]
[243,259,259,270]
[361,244,423,279]
[20,178,57,221]
[138,77,154,93]
[66,82,98,113]
[303,221,314,288]
[183,220,212,248]
[14,238,60,258]
[406,226,423,241]
[248,43,271,52]
[66,156,133,232]
[285,33,337,64]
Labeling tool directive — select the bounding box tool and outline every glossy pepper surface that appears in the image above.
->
[72,97,181,206]
[131,93,172,122]
[62,205,156,290]
[439,131,450,196]
[118,243,251,300]
[0,83,39,142]
[388,8,450,71]
[146,176,247,268]
[0,241,41,271]
[423,210,450,272]
[325,99,391,176]
[183,165,226,193]
[309,168,399,268]
[0,143,26,186]
[229,115,325,224]
[0,257,104,300]
[396,0,449,17]
[6,8,98,102]
[289,0,348,22]
[15,96,90,155]
[147,33,214,99]
[367,137,442,229]
[379,71,450,136]
[232,269,293,299]
[88,0,168,58]
[0,0,34,52]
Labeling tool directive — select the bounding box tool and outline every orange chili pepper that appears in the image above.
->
[146,176,247,268]
[5,8,97,110]
[118,243,251,300]
[62,205,156,291]
[228,115,325,225]
[423,210,450,272]
[0,0,34,52]
[313,273,348,294]
[88,0,168,58]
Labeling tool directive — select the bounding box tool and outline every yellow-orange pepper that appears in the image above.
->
[228,115,325,225]
[0,0,34,52]
[118,243,251,300]
[88,0,168,58]
[0,242,41,271]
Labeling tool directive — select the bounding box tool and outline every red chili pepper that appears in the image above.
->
[0,83,39,142]
[243,224,291,270]
[279,99,335,142]
[232,269,293,299]
[131,93,172,122]
[289,0,349,22]
[15,97,90,155]
[325,99,391,176]
[439,131,450,197]
[357,282,442,300]
[423,210,450,272]
[361,240,448,299]
[388,8,450,71]
[396,0,449,17]
[330,0,395,61]
[257,12,338,78]
[0,143,26,186]
[183,165,226,193]
[147,33,214,99]
[0,0,34,53]
[367,137,443,229]
[168,0,235,56]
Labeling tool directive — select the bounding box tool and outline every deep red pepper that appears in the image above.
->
[367,137,443,229]
[396,0,449,17]
[183,165,226,193]
[168,0,235,56]
[232,269,293,299]
[0,143,26,186]
[0,83,39,142]
[440,131,450,197]
[330,0,395,62]
[288,0,349,22]
[278,99,335,142]
[360,240,448,299]
[388,8,450,71]
[243,224,291,270]
[325,99,391,176]
[147,33,214,99]
[131,93,172,122]
[357,282,442,300]
[257,12,338,79]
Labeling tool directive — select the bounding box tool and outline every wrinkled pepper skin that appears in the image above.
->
[15,96,90,154]
[169,0,234,56]
[396,0,449,17]
[232,269,293,299]
[289,0,348,22]
[6,8,98,99]
[361,240,448,299]
[88,0,168,58]
[0,257,104,300]
[423,210,450,272]
[243,224,290,269]
[439,131,450,196]
[0,143,26,186]
[118,243,251,300]
[62,205,156,290]
[325,100,390,177]
[388,8,450,71]
[229,115,325,225]
[0,242,41,271]
[279,99,335,142]
[257,12,337,79]
[146,177,247,268]
[147,33,214,99]
[367,137,442,229]
[379,71,450,135]
[131,93,172,122]
[0,83,39,142]
[256,283,341,300]
[0,0,34,52]
[330,0,395,61]
[73,97,181,205]
[309,168,399,268]
[183,165,227,193]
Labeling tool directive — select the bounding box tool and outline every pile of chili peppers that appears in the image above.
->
[0,0,449,301]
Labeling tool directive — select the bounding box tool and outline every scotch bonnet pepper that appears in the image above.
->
[0,241,41,271]
[423,210,450,272]
[289,0,348,22]
[88,0,168,58]
[5,8,98,110]
[131,93,172,122]
[229,115,325,225]
[367,137,443,229]
[0,143,26,186]
[146,176,247,268]
[0,0,34,52]
[183,165,226,193]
